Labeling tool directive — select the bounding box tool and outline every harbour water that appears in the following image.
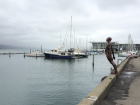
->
[0,49,125,105]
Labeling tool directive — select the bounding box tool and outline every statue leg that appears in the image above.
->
[110,60,118,74]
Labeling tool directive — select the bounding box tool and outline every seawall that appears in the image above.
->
[78,57,130,105]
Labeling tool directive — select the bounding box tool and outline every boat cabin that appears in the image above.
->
[51,50,57,52]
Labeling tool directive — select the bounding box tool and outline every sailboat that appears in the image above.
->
[44,46,74,59]
[25,45,45,57]
[69,19,87,58]
[119,34,138,57]
[44,16,74,59]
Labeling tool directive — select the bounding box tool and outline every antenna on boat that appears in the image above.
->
[29,45,31,53]
[128,34,130,51]
[41,45,42,53]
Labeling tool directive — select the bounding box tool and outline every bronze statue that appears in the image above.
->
[105,37,118,74]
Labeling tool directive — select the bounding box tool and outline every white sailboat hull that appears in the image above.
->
[26,53,44,57]
[119,51,138,57]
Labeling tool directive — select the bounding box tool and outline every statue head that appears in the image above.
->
[106,37,112,43]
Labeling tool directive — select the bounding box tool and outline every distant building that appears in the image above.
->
[90,42,140,52]
[118,43,140,51]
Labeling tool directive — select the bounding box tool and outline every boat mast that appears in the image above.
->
[74,29,75,49]
[41,45,42,53]
[70,16,72,48]
[86,36,88,55]
[128,36,130,51]
[129,34,132,51]
[60,33,61,46]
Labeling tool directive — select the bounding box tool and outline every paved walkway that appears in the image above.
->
[101,57,140,105]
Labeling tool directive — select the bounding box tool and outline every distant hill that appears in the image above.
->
[0,44,28,49]
[0,44,49,51]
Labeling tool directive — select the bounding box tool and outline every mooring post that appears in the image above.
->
[9,52,11,57]
[92,54,94,65]
[36,53,37,58]
[78,53,79,58]
[24,52,25,58]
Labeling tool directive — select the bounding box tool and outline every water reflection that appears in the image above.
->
[0,53,126,105]
[44,58,75,64]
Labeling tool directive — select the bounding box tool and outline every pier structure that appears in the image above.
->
[78,56,130,105]
[101,56,140,105]
[78,56,140,105]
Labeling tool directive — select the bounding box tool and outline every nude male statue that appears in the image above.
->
[105,37,118,74]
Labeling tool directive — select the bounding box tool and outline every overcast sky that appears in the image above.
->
[0,0,140,49]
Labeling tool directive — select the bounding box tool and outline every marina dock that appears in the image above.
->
[0,53,26,54]
[78,56,140,105]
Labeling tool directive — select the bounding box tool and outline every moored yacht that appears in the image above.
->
[25,50,45,57]
[119,51,138,57]
[44,46,74,59]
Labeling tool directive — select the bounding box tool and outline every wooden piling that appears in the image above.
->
[118,51,119,57]
[92,54,94,65]
[9,52,11,57]
[78,53,79,58]
[41,45,42,53]
[36,53,37,58]
[24,52,25,58]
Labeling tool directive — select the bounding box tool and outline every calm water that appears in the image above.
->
[0,49,125,105]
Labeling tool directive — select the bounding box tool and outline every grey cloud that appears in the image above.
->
[94,0,139,12]
[0,0,140,49]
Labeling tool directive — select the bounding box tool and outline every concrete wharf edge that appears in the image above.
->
[78,57,130,105]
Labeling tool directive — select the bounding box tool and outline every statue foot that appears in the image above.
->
[111,70,118,74]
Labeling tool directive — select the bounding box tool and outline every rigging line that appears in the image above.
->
[131,36,135,51]
[76,38,79,50]
[63,24,70,48]
[82,38,84,50]
[83,38,85,50]
[64,30,70,49]
[74,29,75,49]
[63,19,71,47]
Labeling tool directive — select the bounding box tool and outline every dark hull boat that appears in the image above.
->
[44,47,74,59]
[44,53,73,59]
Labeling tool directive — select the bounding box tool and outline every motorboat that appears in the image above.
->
[44,46,74,59]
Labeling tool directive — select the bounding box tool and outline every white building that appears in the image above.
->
[91,42,140,52]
